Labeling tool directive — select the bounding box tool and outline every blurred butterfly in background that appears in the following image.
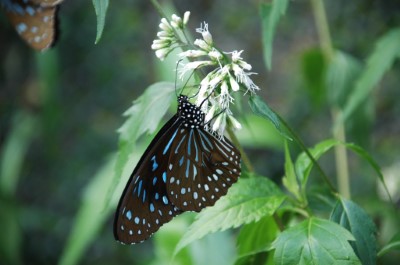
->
[114,95,241,244]
[0,0,63,51]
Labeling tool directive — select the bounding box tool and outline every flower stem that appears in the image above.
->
[310,0,350,198]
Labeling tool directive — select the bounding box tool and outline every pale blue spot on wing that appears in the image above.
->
[137,180,143,197]
[153,176,157,185]
[25,6,35,16]
[151,156,158,171]
[163,128,179,155]
[16,23,27,33]
[155,192,159,200]
[179,156,184,166]
[193,133,199,162]
[198,130,213,152]
[175,134,187,154]
[134,217,140,224]
[126,210,132,220]
[193,164,197,178]
[162,196,168,205]
[150,203,155,212]
[142,190,146,203]
[181,187,186,194]
[162,172,167,183]
[186,159,190,178]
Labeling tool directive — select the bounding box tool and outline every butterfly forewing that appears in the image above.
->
[114,116,183,244]
[166,128,241,212]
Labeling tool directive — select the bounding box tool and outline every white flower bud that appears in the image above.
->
[183,11,190,25]
[159,18,172,31]
[228,115,242,130]
[229,74,240,91]
[194,39,211,51]
[171,14,183,28]
[205,104,217,122]
[208,49,223,60]
[155,47,170,60]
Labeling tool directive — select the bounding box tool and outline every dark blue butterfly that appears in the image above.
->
[114,95,241,244]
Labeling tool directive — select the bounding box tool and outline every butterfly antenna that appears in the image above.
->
[205,108,227,126]
[175,59,184,98]
[199,82,222,108]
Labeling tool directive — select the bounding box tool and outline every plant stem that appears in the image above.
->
[310,0,350,198]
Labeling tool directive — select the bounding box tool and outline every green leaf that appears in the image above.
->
[59,155,117,265]
[294,139,391,200]
[330,197,377,265]
[236,216,279,258]
[344,143,391,200]
[248,94,291,140]
[326,50,361,107]
[272,218,361,265]
[340,27,400,123]
[295,138,338,187]
[111,82,175,204]
[175,175,286,254]
[260,0,289,70]
[282,141,301,200]
[92,0,109,44]
[378,232,400,257]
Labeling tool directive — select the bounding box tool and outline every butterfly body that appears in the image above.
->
[114,95,241,244]
[1,0,62,51]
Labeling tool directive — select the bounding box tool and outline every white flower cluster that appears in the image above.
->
[151,11,191,61]
[152,13,260,137]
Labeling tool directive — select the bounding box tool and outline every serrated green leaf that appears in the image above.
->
[175,176,286,254]
[326,50,362,107]
[260,0,289,70]
[272,218,361,265]
[108,82,176,210]
[92,0,109,44]
[340,27,400,123]
[248,94,291,140]
[236,216,278,258]
[115,82,175,181]
[330,197,377,265]
[378,232,400,257]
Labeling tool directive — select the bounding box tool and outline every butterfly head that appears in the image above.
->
[177,95,205,129]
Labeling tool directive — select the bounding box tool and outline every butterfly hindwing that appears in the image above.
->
[2,0,62,51]
[166,128,241,212]
[113,116,183,244]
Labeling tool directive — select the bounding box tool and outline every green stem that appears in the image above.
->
[310,0,350,198]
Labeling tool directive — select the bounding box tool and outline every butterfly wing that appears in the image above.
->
[3,0,61,51]
[166,128,241,212]
[114,116,184,244]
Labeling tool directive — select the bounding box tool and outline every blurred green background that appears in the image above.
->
[1,0,400,264]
